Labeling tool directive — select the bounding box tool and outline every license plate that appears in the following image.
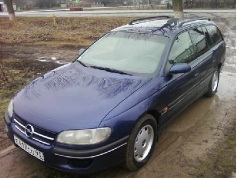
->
[14,135,44,161]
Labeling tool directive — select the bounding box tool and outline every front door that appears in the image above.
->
[159,30,200,127]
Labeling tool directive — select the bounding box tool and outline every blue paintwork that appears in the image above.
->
[5,17,226,174]
[13,62,151,133]
[169,63,191,74]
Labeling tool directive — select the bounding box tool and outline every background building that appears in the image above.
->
[1,0,235,10]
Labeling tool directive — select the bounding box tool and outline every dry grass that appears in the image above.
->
[0,17,132,47]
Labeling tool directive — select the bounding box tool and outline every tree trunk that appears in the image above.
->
[4,0,15,21]
[172,0,184,18]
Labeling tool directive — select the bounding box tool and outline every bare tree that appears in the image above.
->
[172,0,184,18]
[4,0,15,21]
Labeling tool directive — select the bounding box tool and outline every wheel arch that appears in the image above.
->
[146,109,161,142]
[125,109,159,170]
[136,109,161,128]
[218,62,223,71]
[147,109,161,126]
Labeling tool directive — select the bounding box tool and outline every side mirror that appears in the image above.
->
[169,63,191,74]
[78,48,85,55]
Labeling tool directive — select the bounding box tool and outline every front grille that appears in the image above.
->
[13,115,56,145]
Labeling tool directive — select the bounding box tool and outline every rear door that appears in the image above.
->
[188,25,225,96]
[188,26,213,96]
[205,25,226,65]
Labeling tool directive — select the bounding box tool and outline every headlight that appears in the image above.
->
[7,100,13,118]
[57,127,111,145]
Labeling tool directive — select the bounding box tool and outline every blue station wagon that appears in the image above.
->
[4,16,225,174]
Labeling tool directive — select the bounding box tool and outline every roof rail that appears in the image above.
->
[178,18,211,27]
[128,16,171,25]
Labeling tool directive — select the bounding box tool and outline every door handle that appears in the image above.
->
[194,73,199,77]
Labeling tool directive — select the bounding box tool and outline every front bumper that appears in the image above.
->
[4,112,128,174]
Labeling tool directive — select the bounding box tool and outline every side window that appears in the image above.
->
[206,25,222,47]
[202,26,212,47]
[169,31,195,64]
[189,27,209,57]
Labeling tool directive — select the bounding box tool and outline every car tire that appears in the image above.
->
[125,114,157,171]
[205,69,220,97]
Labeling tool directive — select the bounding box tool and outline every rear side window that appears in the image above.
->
[169,31,195,64]
[206,25,222,47]
[189,27,209,57]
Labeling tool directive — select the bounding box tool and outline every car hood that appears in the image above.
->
[13,62,151,132]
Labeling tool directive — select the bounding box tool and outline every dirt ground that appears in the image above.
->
[0,14,235,178]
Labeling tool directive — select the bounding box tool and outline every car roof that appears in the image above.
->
[112,16,216,37]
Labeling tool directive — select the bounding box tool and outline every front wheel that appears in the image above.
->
[125,114,157,171]
[205,69,220,97]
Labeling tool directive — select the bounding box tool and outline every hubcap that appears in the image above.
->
[134,125,154,162]
[212,71,219,92]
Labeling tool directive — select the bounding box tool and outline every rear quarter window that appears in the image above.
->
[206,25,222,47]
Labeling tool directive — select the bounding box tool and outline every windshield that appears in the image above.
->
[77,31,168,77]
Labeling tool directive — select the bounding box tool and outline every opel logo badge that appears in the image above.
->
[25,124,34,137]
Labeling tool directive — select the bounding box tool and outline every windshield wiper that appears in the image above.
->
[77,60,87,67]
[89,65,132,76]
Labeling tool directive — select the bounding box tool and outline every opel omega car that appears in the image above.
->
[4,16,225,174]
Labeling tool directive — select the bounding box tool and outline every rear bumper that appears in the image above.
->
[4,112,128,174]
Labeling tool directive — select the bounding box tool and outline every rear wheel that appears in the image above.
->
[125,114,157,171]
[205,69,220,97]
